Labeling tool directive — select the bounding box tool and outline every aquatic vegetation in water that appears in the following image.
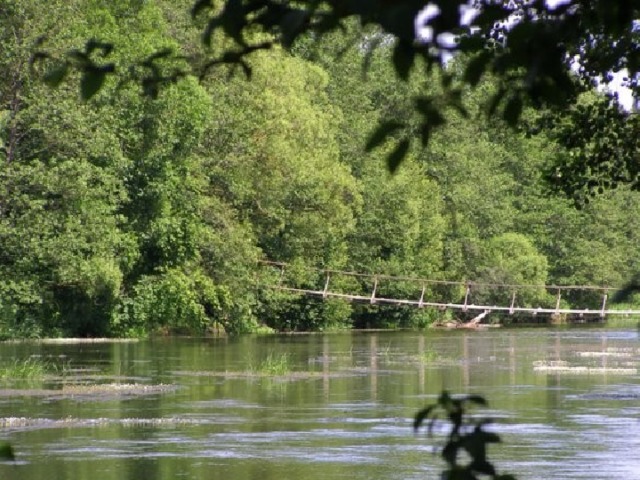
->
[0,358,50,381]
[419,348,440,364]
[532,360,637,375]
[248,352,293,376]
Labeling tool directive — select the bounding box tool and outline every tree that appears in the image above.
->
[35,1,640,186]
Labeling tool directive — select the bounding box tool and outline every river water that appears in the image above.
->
[0,328,639,480]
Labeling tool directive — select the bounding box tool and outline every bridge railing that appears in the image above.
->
[256,260,640,319]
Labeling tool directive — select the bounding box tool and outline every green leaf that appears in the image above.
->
[0,443,15,461]
[365,121,404,152]
[81,70,106,100]
[387,138,410,173]
[44,63,69,88]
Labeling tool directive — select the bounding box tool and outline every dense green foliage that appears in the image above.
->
[38,1,640,182]
[1,0,639,337]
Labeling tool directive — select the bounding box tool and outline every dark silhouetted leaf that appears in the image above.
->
[0,443,15,461]
[465,395,487,406]
[68,50,89,65]
[362,35,384,78]
[413,406,434,431]
[464,51,491,86]
[415,97,445,126]
[44,63,69,87]
[470,459,496,476]
[280,9,308,48]
[503,95,523,127]
[86,39,113,57]
[145,48,173,62]
[203,17,223,47]
[365,121,404,152]
[81,70,107,100]
[387,138,410,173]
[192,0,212,18]
[393,40,415,81]
[611,278,640,303]
[420,124,432,146]
[487,88,507,116]
[442,440,460,465]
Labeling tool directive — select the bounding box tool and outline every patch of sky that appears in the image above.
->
[414,0,636,110]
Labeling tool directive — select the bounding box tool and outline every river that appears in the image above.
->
[0,328,639,480]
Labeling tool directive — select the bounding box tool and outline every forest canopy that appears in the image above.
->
[37,1,640,192]
[0,0,639,337]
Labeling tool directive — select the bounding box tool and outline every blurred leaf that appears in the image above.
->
[420,123,432,146]
[611,279,640,303]
[416,97,446,127]
[393,40,415,81]
[413,406,434,431]
[503,95,523,127]
[81,70,107,100]
[203,17,222,47]
[44,63,69,87]
[192,0,212,18]
[85,39,113,57]
[465,395,487,406]
[362,35,384,78]
[280,9,308,48]
[365,120,404,152]
[144,48,173,63]
[487,88,507,116]
[442,440,459,465]
[68,49,89,65]
[464,51,491,86]
[470,459,496,476]
[387,138,410,173]
[0,443,15,461]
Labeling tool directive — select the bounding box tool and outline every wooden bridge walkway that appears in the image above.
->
[258,261,640,319]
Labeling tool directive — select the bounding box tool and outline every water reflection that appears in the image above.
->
[0,329,639,480]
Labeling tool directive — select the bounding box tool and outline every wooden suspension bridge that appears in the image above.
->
[258,261,640,321]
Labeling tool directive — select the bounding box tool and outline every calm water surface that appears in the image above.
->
[0,328,639,480]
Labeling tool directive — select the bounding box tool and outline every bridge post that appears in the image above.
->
[323,272,331,299]
[509,291,516,315]
[555,289,561,314]
[463,284,470,312]
[600,293,608,319]
[370,276,378,304]
[418,285,425,308]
